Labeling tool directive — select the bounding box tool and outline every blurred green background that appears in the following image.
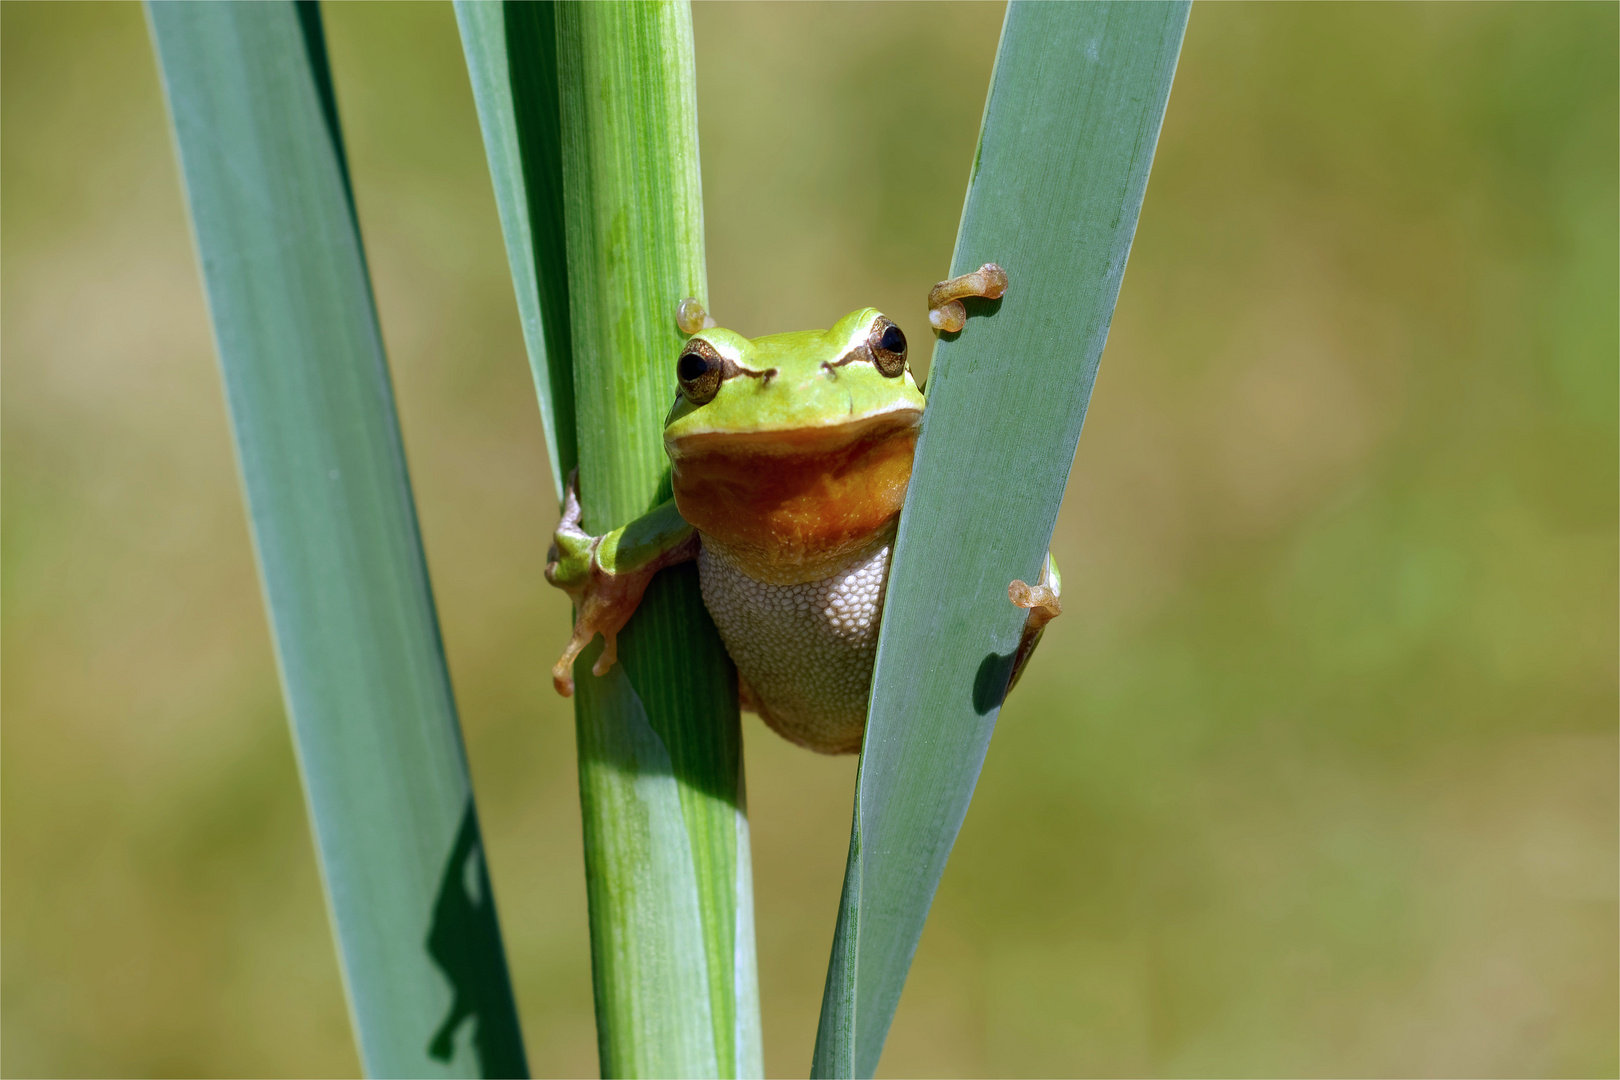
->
[2,2,1615,1076]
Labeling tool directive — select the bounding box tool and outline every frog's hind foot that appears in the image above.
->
[1008,577,1061,632]
[1004,553,1062,700]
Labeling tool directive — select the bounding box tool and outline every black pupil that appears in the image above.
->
[677,351,710,383]
[879,324,906,354]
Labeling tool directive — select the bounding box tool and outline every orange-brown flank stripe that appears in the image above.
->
[668,410,919,585]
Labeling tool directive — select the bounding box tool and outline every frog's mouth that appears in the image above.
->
[665,407,921,584]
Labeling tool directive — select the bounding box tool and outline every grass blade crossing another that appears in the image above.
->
[457,3,762,1076]
[812,3,1191,1076]
[148,4,525,1075]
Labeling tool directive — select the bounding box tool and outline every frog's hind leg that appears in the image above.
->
[1005,552,1062,699]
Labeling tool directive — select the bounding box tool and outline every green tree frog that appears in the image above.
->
[545,264,1060,754]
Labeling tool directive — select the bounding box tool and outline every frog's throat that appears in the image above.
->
[667,409,918,585]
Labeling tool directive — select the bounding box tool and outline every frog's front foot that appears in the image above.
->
[928,262,1008,333]
[676,296,718,335]
[544,473,620,695]
[544,471,700,695]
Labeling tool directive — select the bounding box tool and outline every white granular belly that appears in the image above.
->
[698,542,890,754]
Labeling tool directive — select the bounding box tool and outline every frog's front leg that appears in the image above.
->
[544,471,699,695]
[928,262,1009,333]
[1005,552,1062,698]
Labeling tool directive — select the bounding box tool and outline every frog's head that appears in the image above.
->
[663,308,925,583]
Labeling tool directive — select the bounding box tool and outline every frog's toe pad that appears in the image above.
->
[590,632,619,678]
[551,598,634,696]
[929,301,966,333]
[1009,578,1062,630]
[551,624,596,696]
[928,262,1009,333]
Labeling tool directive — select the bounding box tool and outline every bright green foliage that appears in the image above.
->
[456,3,761,1076]
[146,3,525,1076]
[812,4,1190,1076]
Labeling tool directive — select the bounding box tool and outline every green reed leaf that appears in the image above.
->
[147,3,525,1075]
[456,3,761,1076]
[812,4,1190,1076]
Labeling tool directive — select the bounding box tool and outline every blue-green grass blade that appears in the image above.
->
[456,3,762,1076]
[147,4,526,1075]
[811,4,1190,1076]
[454,0,575,500]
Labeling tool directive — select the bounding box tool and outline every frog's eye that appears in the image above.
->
[676,339,724,405]
[868,318,907,377]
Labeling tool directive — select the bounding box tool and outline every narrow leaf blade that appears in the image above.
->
[147,4,526,1075]
[456,3,762,1075]
[813,4,1190,1075]
[454,0,576,500]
